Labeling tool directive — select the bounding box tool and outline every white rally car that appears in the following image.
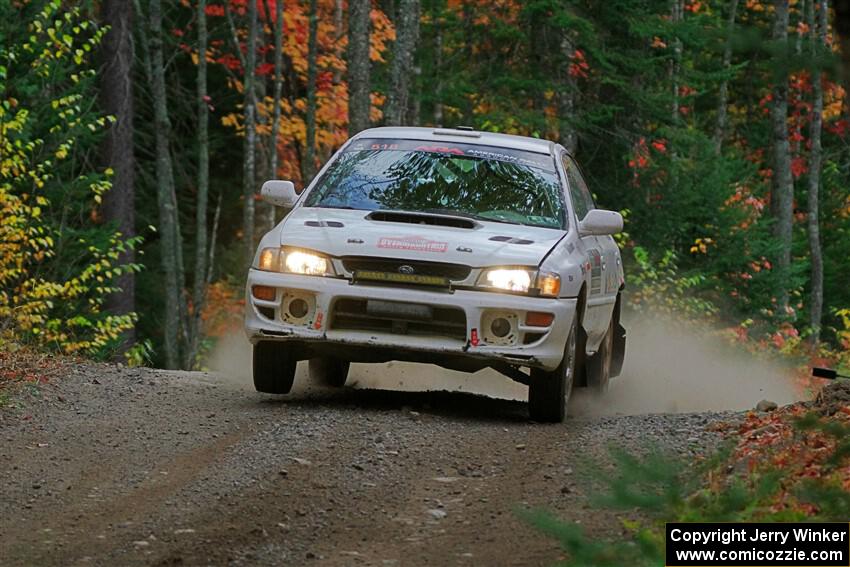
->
[245,127,626,422]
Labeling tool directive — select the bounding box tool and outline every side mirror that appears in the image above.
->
[578,209,623,236]
[261,180,298,208]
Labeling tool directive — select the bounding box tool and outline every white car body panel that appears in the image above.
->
[245,126,624,374]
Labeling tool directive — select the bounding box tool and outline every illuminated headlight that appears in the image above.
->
[479,268,533,292]
[477,268,561,297]
[255,247,335,276]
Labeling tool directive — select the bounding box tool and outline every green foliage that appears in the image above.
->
[0,1,140,358]
[523,413,850,566]
[627,246,717,318]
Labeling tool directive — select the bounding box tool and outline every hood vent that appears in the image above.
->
[489,235,534,245]
[367,211,477,229]
[305,220,345,228]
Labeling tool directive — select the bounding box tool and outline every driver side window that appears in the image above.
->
[562,154,595,221]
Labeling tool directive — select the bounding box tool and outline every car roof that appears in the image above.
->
[352,126,557,156]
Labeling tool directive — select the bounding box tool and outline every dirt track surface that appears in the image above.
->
[1,362,732,566]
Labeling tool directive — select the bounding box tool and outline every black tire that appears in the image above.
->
[309,357,350,388]
[586,316,614,394]
[528,317,577,423]
[253,341,297,394]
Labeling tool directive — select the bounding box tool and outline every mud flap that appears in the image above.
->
[610,322,626,378]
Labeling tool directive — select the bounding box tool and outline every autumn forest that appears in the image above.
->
[2,0,850,373]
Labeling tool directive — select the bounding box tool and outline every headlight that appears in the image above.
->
[283,250,331,275]
[479,268,533,292]
[255,247,335,276]
[477,268,561,297]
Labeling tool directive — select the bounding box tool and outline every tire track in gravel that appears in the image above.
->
[1,363,733,567]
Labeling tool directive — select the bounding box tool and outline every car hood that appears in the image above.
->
[278,207,565,267]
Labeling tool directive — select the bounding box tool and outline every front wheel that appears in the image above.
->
[309,357,350,388]
[528,316,577,423]
[253,341,297,394]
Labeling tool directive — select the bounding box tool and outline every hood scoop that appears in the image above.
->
[305,220,345,228]
[366,210,478,229]
[489,235,534,245]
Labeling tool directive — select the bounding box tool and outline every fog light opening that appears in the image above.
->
[252,285,276,301]
[525,311,554,327]
[491,317,511,338]
[288,298,309,319]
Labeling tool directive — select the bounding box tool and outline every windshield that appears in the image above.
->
[303,139,566,229]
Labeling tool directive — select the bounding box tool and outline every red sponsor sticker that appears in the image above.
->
[414,145,465,155]
[314,311,324,330]
[377,236,448,253]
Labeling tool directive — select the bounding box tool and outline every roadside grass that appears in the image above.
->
[0,349,67,408]
[523,381,850,566]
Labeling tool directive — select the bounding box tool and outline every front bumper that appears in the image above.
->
[244,269,577,371]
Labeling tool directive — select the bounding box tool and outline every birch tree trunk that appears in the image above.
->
[100,0,136,351]
[148,0,183,369]
[713,0,739,155]
[188,0,210,368]
[771,0,794,314]
[386,0,420,126]
[242,0,258,262]
[348,0,372,134]
[808,0,828,342]
[302,0,319,182]
[266,0,285,230]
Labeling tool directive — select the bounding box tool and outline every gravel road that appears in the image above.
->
[0,360,735,567]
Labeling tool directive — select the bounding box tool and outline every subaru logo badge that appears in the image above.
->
[398,265,415,275]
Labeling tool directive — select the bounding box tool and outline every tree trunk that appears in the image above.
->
[386,0,420,126]
[713,0,739,155]
[333,0,344,85]
[148,0,183,369]
[100,0,136,353]
[348,0,372,134]
[558,33,577,154]
[266,0,285,230]
[808,0,827,342]
[302,0,319,182]
[670,0,683,122]
[187,0,211,368]
[242,0,258,262]
[432,2,443,126]
[771,0,794,314]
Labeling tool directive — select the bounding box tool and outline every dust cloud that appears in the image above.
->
[570,315,801,416]
[208,315,802,415]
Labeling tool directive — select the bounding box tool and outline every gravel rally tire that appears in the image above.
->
[528,316,577,423]
[309,357,350,388]
[586,316,614,395]
[253,341,297,394]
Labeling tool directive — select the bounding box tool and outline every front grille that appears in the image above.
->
[342,257,472,281]
[331,298,467,341]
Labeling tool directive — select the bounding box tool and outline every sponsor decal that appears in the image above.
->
[313,311,324,330]
[354,270,449,287]
[378,235,448,253]
[414,145,465,155]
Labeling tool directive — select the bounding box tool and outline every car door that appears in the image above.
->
[562,153,616,351]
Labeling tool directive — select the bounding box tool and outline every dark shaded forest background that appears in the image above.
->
[2,0,849,372]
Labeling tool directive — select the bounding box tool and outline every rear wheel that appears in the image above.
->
[253,341,297,394]
[528,317,577,423]
[309,357,350,388]
[587,316,614,394]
